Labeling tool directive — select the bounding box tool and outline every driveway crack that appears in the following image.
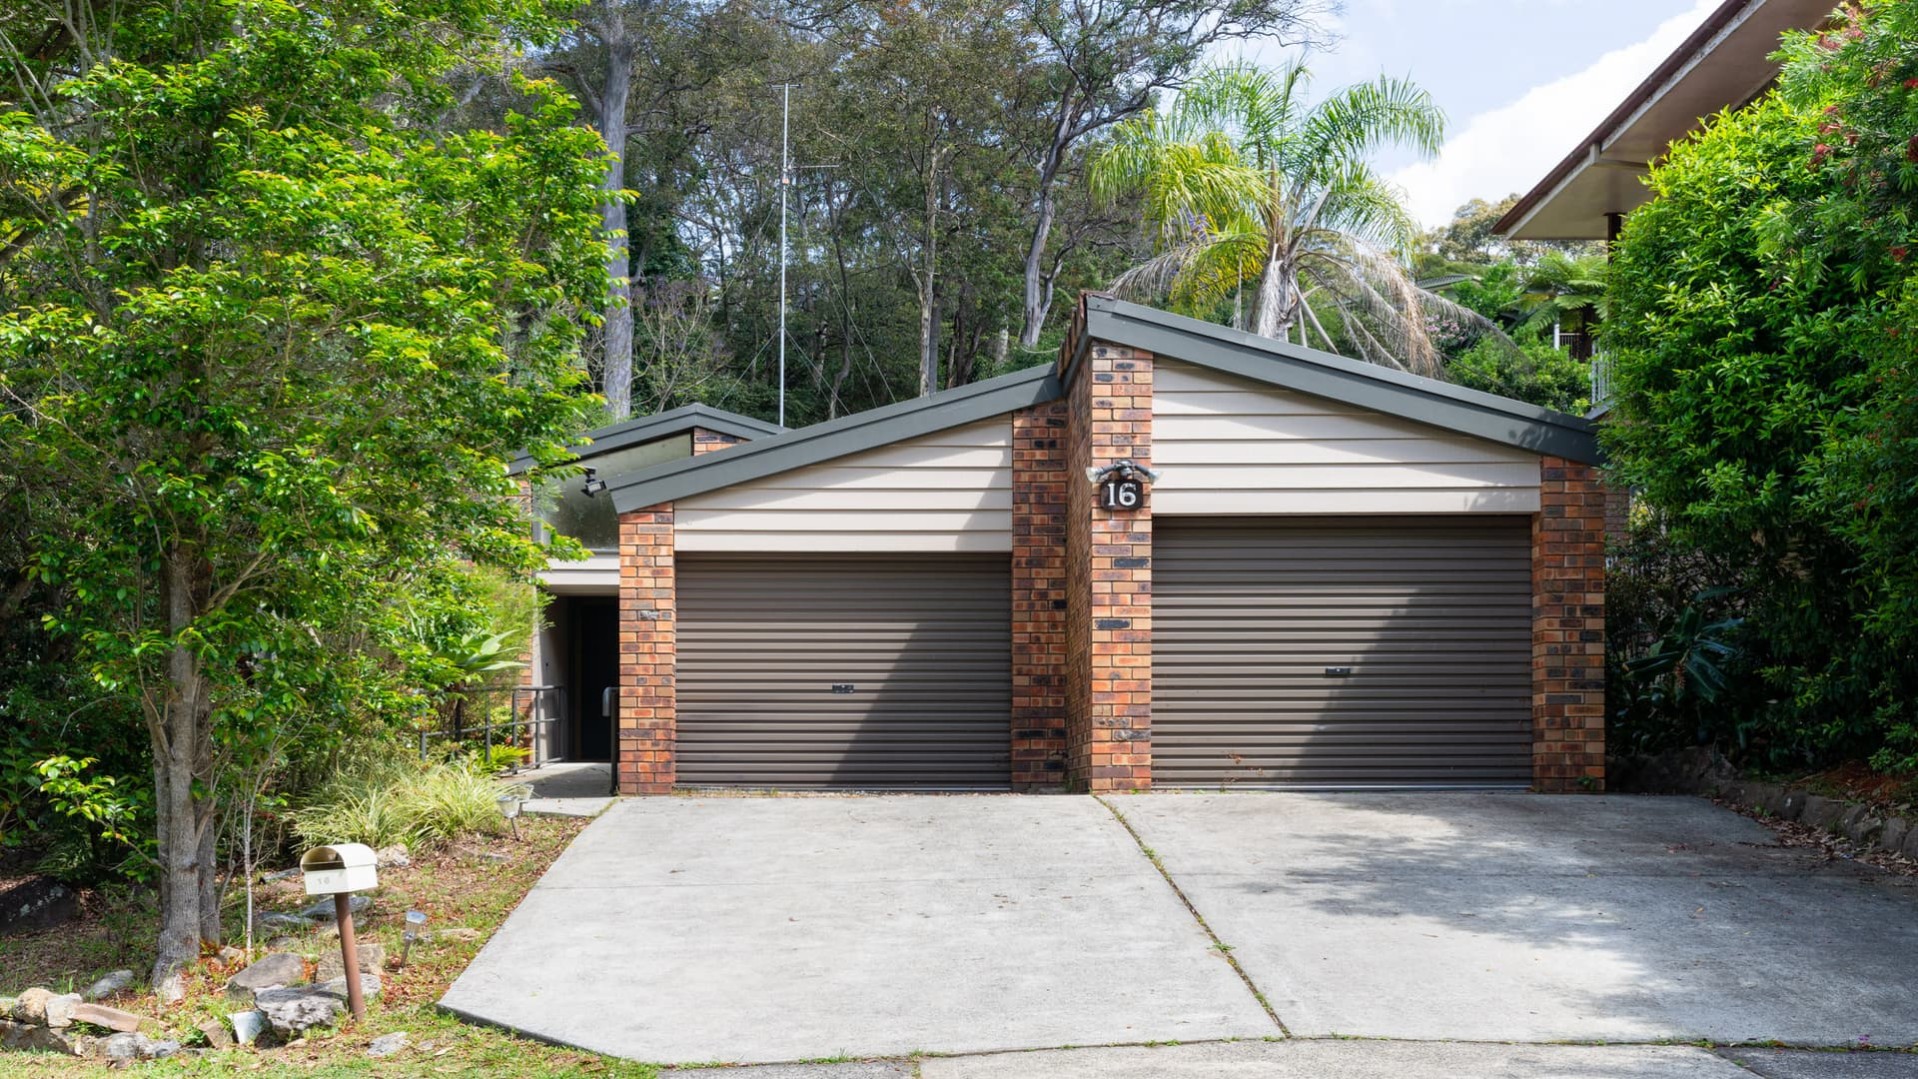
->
[1094,795,1291,1037]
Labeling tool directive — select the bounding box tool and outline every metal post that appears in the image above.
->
[777,82,790,429]
[334,893,366,1024]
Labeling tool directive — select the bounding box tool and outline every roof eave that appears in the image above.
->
[508,404,782,475]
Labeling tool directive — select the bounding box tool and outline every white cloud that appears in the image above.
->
[1389,0,1722,228]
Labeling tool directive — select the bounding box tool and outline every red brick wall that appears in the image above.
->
[1534,457,1607,792]
[1011,402,1069,787]
[1063,341,1154,792]
[692,427,746,456]
[617,506,676,794]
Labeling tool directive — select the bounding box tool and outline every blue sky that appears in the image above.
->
[1231,0,1725,227]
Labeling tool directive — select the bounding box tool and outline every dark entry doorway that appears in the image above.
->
[568,596,618,762]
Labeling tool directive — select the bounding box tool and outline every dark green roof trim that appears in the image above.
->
[509,404,782,475]
[607,364,1063,514]
[1077,296,1602,465]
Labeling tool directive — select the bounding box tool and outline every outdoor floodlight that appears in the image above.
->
[581,467,607,497]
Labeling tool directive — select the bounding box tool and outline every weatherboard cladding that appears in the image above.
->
[606,299,1598,515]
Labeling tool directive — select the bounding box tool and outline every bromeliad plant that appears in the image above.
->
[1089,61,1495,373]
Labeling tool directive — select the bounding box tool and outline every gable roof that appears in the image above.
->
[1070,296,1601,464]
[605,297,1600,514]
[509,403,781,475]
[607,365,1063,514]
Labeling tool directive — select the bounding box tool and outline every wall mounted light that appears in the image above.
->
[581,467,607,498]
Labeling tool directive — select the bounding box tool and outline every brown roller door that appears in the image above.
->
[1154,517,1533,788]
[677,554,1011,789]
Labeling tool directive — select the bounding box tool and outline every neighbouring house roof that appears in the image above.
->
[509,403,782,475]
[1494,0,1830,241]
[607,297,1598,515]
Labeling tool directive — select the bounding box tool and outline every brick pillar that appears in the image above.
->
[1011,401,1069,788]
[1064,341,1153,792]
[692,426,745,455]
[1534,457,1606,792]
[617,505,675,794]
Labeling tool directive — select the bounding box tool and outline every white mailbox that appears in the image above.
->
[300,843,379,896]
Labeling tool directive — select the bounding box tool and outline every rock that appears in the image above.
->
[12,987,53,1025]
[0,1017,78,1054]
[42,993,83,1028]
[265,935,302,952]
[1879,816,1909,856]
[263,866,301,882]
[256,912,312,931]
[317,941,386,982]
[66,1002,149,1034]
[98,1032,145,1061]
[374,845,411,869]
[229,1010,267,1047]
[1801,795,1848,833]
[254,986,346,1034]
[301,894,371,921]
[318,972,383,1001]
[1775,788,1808,822]
[0,877,78,936]
[147,1039,181,1059]
[82,970,134,1002]
[1847,814,1886,846]
[225,952,307,1004]
[217,945,247,967]
[197,1017,233,1050]
[436,926,482,942]
[1903,823,1918,861]
[366,1031,408,1057]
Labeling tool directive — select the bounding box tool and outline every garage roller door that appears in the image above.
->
[1154,517,1533,788]
[677,555,1011,788]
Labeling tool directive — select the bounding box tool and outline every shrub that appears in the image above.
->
[291,753,521,851]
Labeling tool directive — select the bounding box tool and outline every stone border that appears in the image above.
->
[1613,747,1918,861]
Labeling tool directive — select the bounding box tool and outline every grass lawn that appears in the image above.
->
[1,816,660,1076]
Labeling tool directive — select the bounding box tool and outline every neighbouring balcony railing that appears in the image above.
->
[1590,354,1613,411]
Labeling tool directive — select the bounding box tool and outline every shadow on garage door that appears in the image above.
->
[675,553,1012,789]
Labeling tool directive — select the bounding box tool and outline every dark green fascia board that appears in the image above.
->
[509,404,782,475]
[1072,295,1603,465]
[607,364,1064,515]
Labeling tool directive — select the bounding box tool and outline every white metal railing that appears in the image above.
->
[1590,354,1612,410]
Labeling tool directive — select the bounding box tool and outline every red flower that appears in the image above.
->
[1893,246,1910,262]
[1908,134,1918,163]
[1905,78,1918,89]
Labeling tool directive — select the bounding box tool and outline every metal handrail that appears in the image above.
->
[418,684,566,771]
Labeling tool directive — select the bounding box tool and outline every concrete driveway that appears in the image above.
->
[443,792,1918,1068]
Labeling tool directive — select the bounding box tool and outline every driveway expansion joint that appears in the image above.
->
[1094,794,1292,1038]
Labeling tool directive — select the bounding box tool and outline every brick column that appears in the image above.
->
[692,426,745,455]
[1064,341,1153,792]
[617,505,676,794]
[1534,457,1606,792]
[1011,401,1069,788]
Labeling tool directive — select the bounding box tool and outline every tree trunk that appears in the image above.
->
[151,546,217,1000]
[917,152,944,397]
[1249,246,1290,339]
[596,29,636,419]
[1018,107,1074,348]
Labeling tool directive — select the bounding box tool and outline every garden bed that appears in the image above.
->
[1,816,660,1076]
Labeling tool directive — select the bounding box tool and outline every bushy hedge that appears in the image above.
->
[1605,1,1918,773]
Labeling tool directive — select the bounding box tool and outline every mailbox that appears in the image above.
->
[300,843,379,896]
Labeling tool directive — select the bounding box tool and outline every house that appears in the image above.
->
[1495,0,1830,243]
[550,296,1603,795]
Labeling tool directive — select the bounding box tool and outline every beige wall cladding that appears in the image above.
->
[674,417,1013,552]
[1151,360,1543,514]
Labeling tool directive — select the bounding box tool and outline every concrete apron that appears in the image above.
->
[443,790,1918,1067]
[441,795,1272,1064]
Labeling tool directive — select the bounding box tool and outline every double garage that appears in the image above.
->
[597,298,1604,794]
[672,517,1533,790]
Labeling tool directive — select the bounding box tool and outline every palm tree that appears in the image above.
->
[1513,251,1608,359]
[1089,62,1491,375]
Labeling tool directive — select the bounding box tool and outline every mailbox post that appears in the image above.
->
[299,843,378,1023]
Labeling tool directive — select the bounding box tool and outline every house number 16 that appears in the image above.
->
[1100,477,1143,511]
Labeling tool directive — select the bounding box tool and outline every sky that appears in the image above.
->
[1233,0,1726,228]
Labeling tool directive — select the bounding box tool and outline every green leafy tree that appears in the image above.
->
[1089,61,1486,374]
[0,0,605,995]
